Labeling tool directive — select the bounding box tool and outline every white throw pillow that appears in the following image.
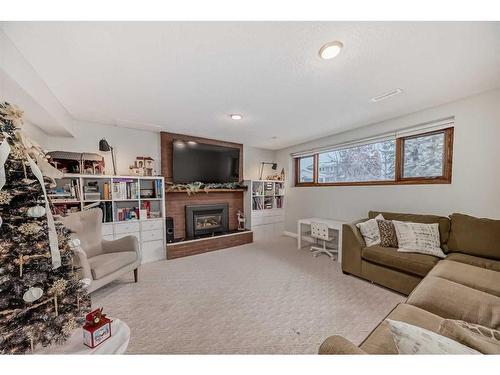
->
[393,220,446,258]
[356,214,384,247]
[386,319,480,354]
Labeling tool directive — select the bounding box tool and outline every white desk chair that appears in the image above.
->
[310,221,337,260]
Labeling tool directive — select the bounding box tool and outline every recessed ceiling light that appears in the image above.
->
[230,114,242,120]
[319,41,343,60]
[370,88,404,103]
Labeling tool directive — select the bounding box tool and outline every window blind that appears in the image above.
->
[290,117,454,159]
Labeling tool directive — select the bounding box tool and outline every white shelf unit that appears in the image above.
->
[50,174,166,264]
[243,180,285,241]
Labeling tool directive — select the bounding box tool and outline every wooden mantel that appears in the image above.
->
[166,188,246,194]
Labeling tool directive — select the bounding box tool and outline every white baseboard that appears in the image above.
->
[283,231,297,238]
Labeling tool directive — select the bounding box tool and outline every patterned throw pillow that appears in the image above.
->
[377,219,398,248]
[439,319,500,354]
[393,220,446,258]
[386,319,480,355]
[356,214,384,247]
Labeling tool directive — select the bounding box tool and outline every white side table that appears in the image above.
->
[35,318,130,354]
[297,217,347,263]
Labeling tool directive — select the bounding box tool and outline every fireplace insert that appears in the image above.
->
[185,203,229,239]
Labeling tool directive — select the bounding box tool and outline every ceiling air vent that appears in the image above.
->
[370,88,404,103]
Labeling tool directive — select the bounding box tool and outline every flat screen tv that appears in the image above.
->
[172,140,240,183]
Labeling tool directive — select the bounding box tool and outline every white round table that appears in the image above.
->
[35,318,130,354]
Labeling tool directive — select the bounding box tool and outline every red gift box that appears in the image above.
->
[83,308,113,348]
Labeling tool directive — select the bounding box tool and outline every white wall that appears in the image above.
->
[41,121,161,176]
[276,89,500,233]
[243,145,278,180]
[33,120,275,179]
[0,29,75,137]
[23,121,48,146]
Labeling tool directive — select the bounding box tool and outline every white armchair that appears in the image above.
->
[61,208,141,293]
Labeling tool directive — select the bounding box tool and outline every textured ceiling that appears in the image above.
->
[2,22,500,149]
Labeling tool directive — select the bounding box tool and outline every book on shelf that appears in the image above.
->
[154,179,163,198]
[99,202,113,223]
[116,207,139,221]
[275,196,284,209]
[112,179,139,200]
[141,200,151,218]
[103,182,111,200]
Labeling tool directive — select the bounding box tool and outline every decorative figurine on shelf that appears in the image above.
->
[129,156,155,176]
[83,308,112,349]
[237,210,246,231]
[280,168,285,181]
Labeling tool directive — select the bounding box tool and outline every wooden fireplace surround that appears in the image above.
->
[160,132,251,259]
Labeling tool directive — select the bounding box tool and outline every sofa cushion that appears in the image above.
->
[448,213,500,260]
[88,251,137,280]
[360,303,444,354]
[428,260,500,297]
[377,219,398,248]
[362,245,440,277]
[446,253,500,272]
[369,211,450,250]
[407,276,500,329]
[393,221,446,258]
[386,319,479,354]
[356,214,384,247]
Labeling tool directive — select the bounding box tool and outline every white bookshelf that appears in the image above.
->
[51,174,166,263]
[243,180,285,241]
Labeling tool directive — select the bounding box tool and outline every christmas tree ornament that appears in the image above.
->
[27,205,46,218]
[19,254,24,277]
[0,191,13,205]
[62,318,78,336]
[9,144,25,160]
[22,287,44,303]
[80,278,92,288]
[68,238,81,250]
[49,279,67,316]
[18,222,43,236]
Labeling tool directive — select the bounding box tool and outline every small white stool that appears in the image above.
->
[310,222,337,260]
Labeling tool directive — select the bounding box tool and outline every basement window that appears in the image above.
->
[297,155,314,183]
[293,121,454,187]
[317,140,396,184]
[401,131,446,179]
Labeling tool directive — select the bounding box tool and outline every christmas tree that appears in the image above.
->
[0,102,91,354]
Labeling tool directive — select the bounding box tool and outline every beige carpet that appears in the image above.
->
[92,236,404,354]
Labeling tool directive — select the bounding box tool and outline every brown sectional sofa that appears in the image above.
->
[320,211,500,354]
